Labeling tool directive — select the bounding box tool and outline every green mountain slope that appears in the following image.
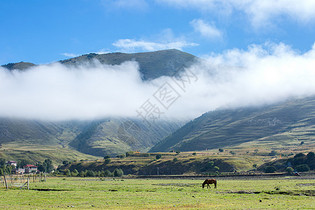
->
[0,118,181,162]
[60,49,196,80]
[150,97,315,152]
[69,119,182,156]
[0,49,190,162]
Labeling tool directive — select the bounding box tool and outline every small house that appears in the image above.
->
[24,165,38,174]
[6,161,17,168]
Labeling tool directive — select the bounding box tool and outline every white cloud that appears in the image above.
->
[113,39,198,52]
[167,42,315,118]
[190,19,222,39]
[2,43,315,121]
[0,61,156,121]
[157,0,315,26]
[62,53,80,58]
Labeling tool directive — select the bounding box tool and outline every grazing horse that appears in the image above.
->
[202,179,217,188]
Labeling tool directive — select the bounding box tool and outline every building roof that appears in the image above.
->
[24,164,37,168]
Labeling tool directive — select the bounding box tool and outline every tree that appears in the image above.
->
[86,170,95,177]
[286,167,294,175]
[104,158,111,164]
[43,159,54,173]
[62,161,69,165]
[265,166,276,173]
[192,152,197,156]
[156,154,162,160]
[17,159,29,168]
[37,164,45,172]
[71,169,79,177]
[296,164,310,172]
[65,169,71,177]
[306,152,315,169]
[218,148,224,152]
[117,154,125,158]
[269,151,278,156]
[113,168,123,177]
[292,153,306,165]
[126,151,134,157]
[0,158,6,168]
[104,155,110,159]
[79,171,86,177]
[104,170,112,177]
[253,164,257,168]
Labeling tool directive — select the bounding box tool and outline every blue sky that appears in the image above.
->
[1,0,315,64]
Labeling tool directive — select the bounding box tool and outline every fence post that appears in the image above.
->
[3,174,8,189]
[27,177,29,190]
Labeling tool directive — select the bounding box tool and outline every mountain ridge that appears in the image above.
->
[1,49,197,80]
[150,96,315,152]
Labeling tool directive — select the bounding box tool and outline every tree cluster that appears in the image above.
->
[61,168,124,177]
[288,152,314,172]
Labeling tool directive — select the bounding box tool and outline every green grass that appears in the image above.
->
[0,144,98,165]
[0,177,314,209]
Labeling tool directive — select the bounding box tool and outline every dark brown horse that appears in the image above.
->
[202,179,217,188]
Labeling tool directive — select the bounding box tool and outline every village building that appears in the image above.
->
[6,161,17,168]
[23,165,38,174]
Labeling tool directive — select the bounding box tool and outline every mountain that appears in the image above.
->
[1,49,197,80]
[60,49,197,80]
[0,49,192,163]
[150,96,315,152]
[1,62,36,70]
[68,118,182,156]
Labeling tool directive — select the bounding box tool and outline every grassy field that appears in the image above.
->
[0,177,314,209]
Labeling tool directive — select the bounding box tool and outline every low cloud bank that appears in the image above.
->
[1,43,315,121]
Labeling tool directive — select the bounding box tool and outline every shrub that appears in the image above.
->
[219,148,224,152]
[173,158,178,162]
[192,152,197,156]
[265,166,276,173]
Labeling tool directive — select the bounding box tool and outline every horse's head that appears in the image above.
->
[202,182,205,188]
